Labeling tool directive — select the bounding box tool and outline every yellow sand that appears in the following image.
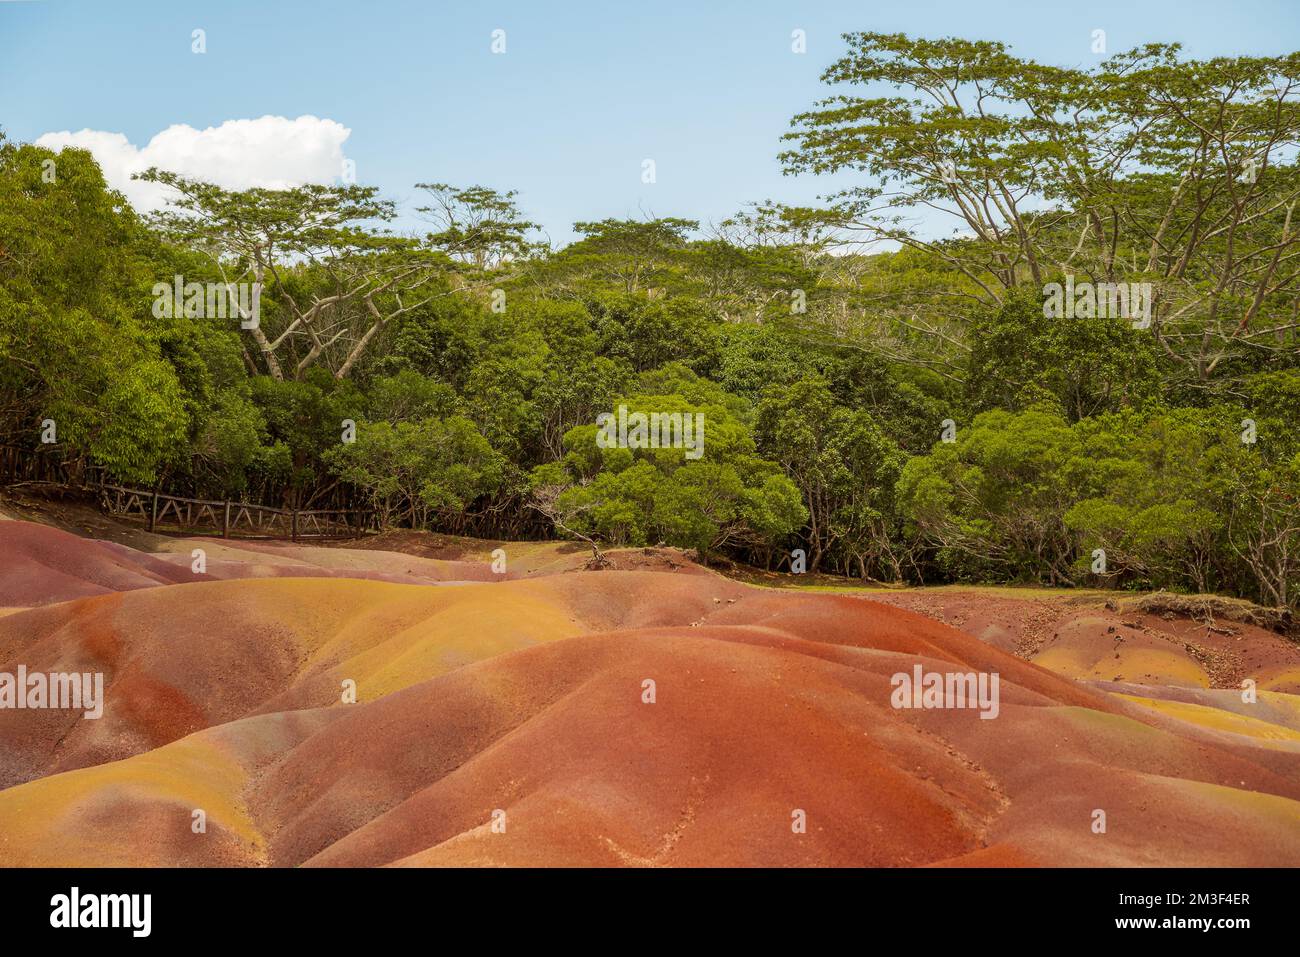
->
[1035,645,1209,687]
[1115,693,1300,746]
[0,734,261,866]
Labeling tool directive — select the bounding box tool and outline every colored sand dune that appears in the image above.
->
[0,519,1297,866]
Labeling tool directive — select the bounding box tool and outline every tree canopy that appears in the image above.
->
[2,33,1297,609]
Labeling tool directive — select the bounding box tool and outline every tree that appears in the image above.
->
[547,218,699,294]
[781,34,1300,387]
[757,377,907,577]
[1224,448,1300,608]
[136,169,445,381]
[325,416,505,530]
[248,372,363,507]
[965,290,1162,421]
[528,370,805,556]
[588,294,718,373]
[0,140,191,483]
[365,370,458,424]
[897,406,1084,584]
[1063,410,1234,592]
[415,182,540,270]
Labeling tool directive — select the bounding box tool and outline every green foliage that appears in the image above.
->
[587,294,718,373]
[553,218,699,294]
[530,369,805,554]
[757,378,907,577]
[248,372,364,500]
[898,406,1082,583]
[965,291,1162,421]
[780,33,1300,390]
[415,182,540,269]
[380,291,488,385]
[3,86,1297,609]
[1063,409,1236,591]
[899,403,1300,605]
[366,370,459,423]
[325,416,506,529]
[713,323,821,399]
[0,141,192,482]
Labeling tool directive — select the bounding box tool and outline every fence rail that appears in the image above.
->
[97,485,375,540]
[1,448,374,540]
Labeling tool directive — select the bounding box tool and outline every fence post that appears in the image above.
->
[291,509,298,542]
[223,501,231,539]
[149,492,158,533]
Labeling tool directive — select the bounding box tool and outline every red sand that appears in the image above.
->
[0,519,1298,867]
[0,520,195,606]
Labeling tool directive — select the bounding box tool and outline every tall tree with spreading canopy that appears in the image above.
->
[136,168,446,381]
[781,34,1300,387]
[415,182,540,270]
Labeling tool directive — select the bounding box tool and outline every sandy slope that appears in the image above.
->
[0,520,1297,867]
[869,588,1300,693]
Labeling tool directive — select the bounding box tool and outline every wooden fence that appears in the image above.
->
[96,485,377,540]
[1,447,375,540]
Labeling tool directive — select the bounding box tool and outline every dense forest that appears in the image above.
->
[3,35,1299,609]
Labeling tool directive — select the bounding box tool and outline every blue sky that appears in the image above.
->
[2,0,1298,246]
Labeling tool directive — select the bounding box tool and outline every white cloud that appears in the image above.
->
[35,115,352,212]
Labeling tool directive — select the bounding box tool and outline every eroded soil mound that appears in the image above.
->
[1,519,1298,867]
